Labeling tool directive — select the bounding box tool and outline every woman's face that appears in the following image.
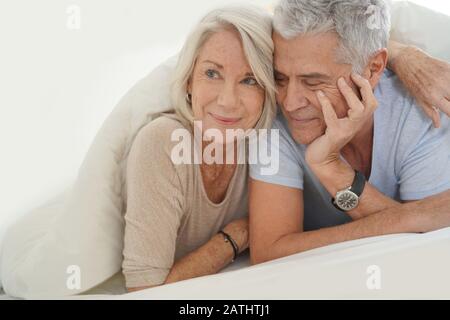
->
[188,29,265,143]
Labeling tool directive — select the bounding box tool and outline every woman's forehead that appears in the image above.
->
[197,31,252,72]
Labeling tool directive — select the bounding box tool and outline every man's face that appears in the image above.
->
[273,31,356,145]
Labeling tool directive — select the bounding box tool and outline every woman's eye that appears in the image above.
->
[242,77,258,86]
[206,69,219,79]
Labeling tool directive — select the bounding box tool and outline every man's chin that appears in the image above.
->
[290,128,321,146]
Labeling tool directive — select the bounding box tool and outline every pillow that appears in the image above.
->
[0,55,177,298]
[390,1,450,62]
[1,1,450,299]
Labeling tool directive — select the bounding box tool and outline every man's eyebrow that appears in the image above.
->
[274,69,331,80]
[298,72,331,80]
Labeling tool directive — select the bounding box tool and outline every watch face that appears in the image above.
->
[335,190,359,211]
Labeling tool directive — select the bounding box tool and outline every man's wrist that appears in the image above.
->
[388,43,422,72]
[310,160,356,197]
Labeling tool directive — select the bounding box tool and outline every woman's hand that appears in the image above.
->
[305,74,378,168]
[223,218,249,254]
[388,41,450,128]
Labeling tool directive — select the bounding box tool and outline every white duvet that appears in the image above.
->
[66,228,450,299]
[1,1,450,300]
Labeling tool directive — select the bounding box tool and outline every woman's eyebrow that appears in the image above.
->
[202,60,254,77]
[202,60,224,69]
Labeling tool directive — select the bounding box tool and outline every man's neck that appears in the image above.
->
[341,118,375,177]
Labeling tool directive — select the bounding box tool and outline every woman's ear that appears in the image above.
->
[187,79,192,94]
[363,48,388,88]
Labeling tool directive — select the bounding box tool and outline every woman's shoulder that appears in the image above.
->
[134,113,190,153]
[141,113,189,140]
[127,113,192,191]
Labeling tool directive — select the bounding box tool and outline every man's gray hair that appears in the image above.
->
[273,0,391,73]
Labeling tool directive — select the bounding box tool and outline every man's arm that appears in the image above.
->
[387,39,450,128]
[127,218,248,292]
[306,73,450,220]
[249,179,450,265]
[310,160,401,220]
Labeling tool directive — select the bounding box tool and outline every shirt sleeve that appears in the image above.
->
[249,117,305,190]
[398,115,450,201]
[122,119,186,289]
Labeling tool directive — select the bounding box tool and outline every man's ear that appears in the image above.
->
[363,48,388,88]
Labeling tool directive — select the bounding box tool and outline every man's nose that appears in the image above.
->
[284,81,309,112]
[217,82,239,110]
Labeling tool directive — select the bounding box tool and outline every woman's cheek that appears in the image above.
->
[245,93,265,126]
[192,84,218,118]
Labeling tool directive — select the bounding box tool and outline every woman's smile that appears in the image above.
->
[208,112,242,126]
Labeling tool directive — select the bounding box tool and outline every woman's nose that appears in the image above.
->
[217,82,239,110]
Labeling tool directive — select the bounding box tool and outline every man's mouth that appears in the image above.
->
[209,113,241,125]
[289,115,318,125]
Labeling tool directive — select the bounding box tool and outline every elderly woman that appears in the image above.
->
[122,6,276,292]
[122,4,450,292]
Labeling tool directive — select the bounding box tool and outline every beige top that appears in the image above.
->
[122,114,248,288]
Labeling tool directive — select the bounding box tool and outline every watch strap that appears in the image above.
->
[350,170,366,197]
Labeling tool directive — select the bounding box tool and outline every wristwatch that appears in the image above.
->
[332,170,366,212]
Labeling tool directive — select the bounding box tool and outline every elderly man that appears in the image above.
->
[249,0,450,264]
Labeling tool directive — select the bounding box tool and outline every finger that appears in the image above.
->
[337,77,365,114]
[432,106,441,129]
[350,73,378,111]
[316,90,338,125]
[437,96,450,117]
[418,99,441,128]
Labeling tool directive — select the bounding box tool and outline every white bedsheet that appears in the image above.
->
[2,228,449,300]
[54,227,450,300]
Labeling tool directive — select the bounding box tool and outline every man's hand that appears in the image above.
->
[305,73,378,168]
[389,42,450,128]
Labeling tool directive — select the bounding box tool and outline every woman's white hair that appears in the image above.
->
[273,0,391,73]
[171,5,277,131]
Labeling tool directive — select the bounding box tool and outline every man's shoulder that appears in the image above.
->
[375,70,450,162]
[376,70,421,116]
[375,70,435,138]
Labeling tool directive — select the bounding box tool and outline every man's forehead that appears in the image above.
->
[274,32,340,65]
[274,36,342,78]
[274,59,334,79]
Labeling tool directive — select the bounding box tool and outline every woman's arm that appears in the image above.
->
[128,218,248,292]
[124,120,249,293]
[388,40,450,128]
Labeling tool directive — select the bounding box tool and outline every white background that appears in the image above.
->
[0,0,449,234]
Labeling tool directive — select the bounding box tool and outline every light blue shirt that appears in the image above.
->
[250,70,450,231]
